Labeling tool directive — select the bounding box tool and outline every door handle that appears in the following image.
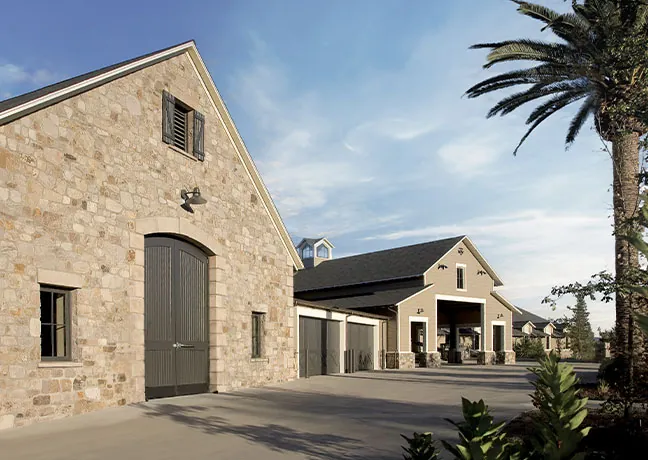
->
[175,343,195,349]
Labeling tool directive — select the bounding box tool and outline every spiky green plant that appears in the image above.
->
[441,398,514,460]
[466,0,648,367]
[400,432,441,460]
[526,352,590,459]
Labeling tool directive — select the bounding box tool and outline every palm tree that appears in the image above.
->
[465,0,648,368]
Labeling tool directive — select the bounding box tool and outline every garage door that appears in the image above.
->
[144,236,209,399]
[299,317,340,378]
[346,323,374,373]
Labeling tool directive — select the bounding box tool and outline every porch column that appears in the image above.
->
[478,301,495,365]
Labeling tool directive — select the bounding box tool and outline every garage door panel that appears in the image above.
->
[299,317,340,377]
[346,323,374,373]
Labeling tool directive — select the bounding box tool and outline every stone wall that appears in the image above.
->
[385,352,415,369]
[0,51,296,429]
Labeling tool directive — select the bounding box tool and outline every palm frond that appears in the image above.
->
[486,80,590,118]
[526,88,589,124]
[481,40,583,69]
[513,1,561,25]
[566,95,597,144]
[512,91,589,155]
[465,64,576,98]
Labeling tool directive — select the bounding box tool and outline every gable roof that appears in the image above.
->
[297,237,334,249]
[294,236,464,292]
[513,307,552,327]
[0,41,303,270]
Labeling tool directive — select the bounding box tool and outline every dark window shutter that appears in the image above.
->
[193,111,205,161]
[162,91,175,145]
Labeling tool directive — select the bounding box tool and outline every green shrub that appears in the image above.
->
[525,352,590,459]
[400,432,441,460]
[402,352,590,459]
[441,398,514,460]
[514,337,545,359]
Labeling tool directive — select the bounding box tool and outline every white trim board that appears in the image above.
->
[395,284,435,306]
[436,294,486,304]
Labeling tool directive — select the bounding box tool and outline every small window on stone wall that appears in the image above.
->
[40,286,72,361]
[162,90,205,161]
[251,312,265,358]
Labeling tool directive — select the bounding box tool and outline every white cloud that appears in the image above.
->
[0,62,57,99]
[436,133,504,178]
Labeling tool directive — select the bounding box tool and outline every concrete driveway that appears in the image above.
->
[0,362,598,460]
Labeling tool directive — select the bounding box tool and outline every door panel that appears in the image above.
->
[299,317,340,377]
[346,323,374,373]
[145,236,209,399]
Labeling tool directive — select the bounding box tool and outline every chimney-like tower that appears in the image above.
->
[296,238,334,268]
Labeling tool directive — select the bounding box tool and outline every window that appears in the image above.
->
[316,245,329,258]
[40,287,71,360]
[546,336,551,349]
[456,264,466,290]
[162,91,205,161]
[302,244,313,259]
[251,312,265,358]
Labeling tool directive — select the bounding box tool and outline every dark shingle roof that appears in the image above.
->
[304,286,427,309]
[513,328,526,338]
[294,235,464,292]
[513,307,552,327]
[0,41,193,124]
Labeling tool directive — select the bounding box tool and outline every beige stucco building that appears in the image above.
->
[294,236,518,371]
[0,41,304,430]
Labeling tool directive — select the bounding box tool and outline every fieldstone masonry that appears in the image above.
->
[386,352,416,369]
[0,51,297,429]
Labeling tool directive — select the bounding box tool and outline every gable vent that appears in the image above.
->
[173,104,189,151]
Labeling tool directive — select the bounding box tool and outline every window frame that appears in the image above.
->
[39,286,72,362]
[316,244,329,258]
[456,264,467,291]
[251,312,265,359]
[302,244,313,259]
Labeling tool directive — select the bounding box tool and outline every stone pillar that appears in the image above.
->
[496,351,516,364]
[386,352,415,369]
[478,351,496,365]
[420,352,441,368]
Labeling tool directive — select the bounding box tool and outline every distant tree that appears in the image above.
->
[566,296,596,360]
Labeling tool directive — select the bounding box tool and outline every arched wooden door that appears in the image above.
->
[144,236,209,399]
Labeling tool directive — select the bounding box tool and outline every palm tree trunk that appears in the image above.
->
[612,131,641,370]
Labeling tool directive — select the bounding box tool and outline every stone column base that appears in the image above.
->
[418,352,441,368]
[496,351,516,364]
[386,352,415,369]
[477,351,496,365]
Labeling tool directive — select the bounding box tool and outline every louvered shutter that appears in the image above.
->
[162,91,175,145]
[193,111,205,161]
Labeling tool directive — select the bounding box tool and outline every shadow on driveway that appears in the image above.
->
[139,401,369,459]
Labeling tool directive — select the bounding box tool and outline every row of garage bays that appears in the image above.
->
[296,301,386,377]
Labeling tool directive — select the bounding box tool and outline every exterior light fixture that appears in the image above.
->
[180,187,207,213]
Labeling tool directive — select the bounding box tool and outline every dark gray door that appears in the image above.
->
[299,317,340,378]
[145,236,209,399]
[346,323,374,373]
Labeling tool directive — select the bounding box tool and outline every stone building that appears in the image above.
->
[0,41,303,430]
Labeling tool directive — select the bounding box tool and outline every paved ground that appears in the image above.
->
[0,362,598,460]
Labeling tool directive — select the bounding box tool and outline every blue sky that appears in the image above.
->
[0,1,617,331]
